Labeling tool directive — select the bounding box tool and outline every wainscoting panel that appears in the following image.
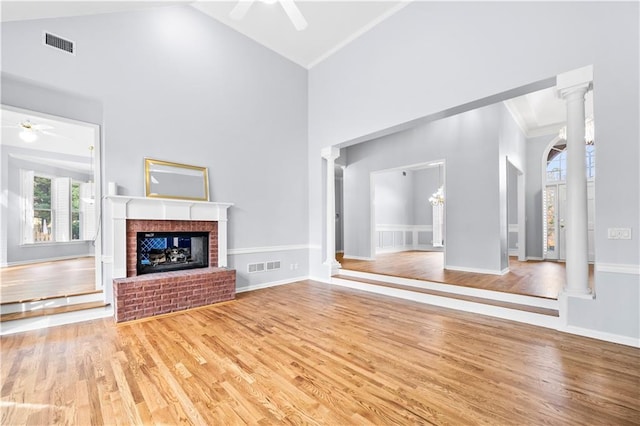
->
[376,225,434,253]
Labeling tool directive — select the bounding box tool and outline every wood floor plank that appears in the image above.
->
[1,280,638,425]
[338,251,595,299]
[1,257,97,304]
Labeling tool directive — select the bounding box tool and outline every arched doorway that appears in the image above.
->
[542,130,595,262]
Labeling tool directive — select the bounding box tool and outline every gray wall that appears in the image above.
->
[344,102,508,273]
[525,134,557,259]
[507,162,519,252]
[1,4,309,290]
[308,1,639,339]
[373,168,439,225]
[413,167,439,227]
[373,170,414,225]
[372,167,440,251]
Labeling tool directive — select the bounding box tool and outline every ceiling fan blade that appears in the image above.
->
[280,0,308,31]
[230,0,255,20]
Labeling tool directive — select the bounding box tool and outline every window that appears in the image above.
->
[33,176,53,242]
[546,143,595,182]
[71,182,81,240]
[21,170,93,244]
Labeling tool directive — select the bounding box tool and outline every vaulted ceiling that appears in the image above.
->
[1,1,583,138]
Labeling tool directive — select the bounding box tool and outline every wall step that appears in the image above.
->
[0,291,104,315]
[337,274,558,317]
[332,271,560,330]
[0,301,109,322]
[0,304,113,336]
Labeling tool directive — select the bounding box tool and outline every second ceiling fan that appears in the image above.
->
[230,0,308,31]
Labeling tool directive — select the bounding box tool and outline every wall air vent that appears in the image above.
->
[44,32,75,55]
[248,262,265,273]
[266,261,281,271]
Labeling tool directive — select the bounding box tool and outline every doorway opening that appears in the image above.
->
[542,137,595,262]
[0,105,102,304]
[369,160,446,261]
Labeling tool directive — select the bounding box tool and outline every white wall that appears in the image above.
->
[1,4,309,291]
[309,1,639,340]
[3,149,94,264]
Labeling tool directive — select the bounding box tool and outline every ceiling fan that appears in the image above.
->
[2,119,66,143]
[230,0,308,31]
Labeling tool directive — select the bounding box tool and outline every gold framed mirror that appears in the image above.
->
[144,158,209,201]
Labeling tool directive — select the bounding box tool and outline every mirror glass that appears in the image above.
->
[145,158,209,201]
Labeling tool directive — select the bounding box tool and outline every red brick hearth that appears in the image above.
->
[113,267,236,323]
[113,219,235,323]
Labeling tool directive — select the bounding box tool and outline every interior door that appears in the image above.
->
[544,184,559,260]
[558,184,567,260]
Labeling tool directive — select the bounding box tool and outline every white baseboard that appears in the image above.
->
[342,255,375,261]
[445,264,509,276]
[561,325,640,348]
[236,276,308,293]
[527,256,544,261]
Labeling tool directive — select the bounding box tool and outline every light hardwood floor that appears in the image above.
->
[338,251,594,299]
[1,281,638,425]
[0,257,97,304]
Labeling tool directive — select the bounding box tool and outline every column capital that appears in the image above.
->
[321,146,340,161]
[556,65,593,99]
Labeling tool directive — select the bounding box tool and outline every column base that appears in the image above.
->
[560,288,595,300]
[324,259,342,276]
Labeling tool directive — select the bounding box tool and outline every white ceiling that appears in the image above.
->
[0,0,409,69]
[1,1,590,139]
[1,107,97,172]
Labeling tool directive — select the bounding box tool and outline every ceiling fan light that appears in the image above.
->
[19,129,38,143]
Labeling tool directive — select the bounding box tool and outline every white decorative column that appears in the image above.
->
[321,146,341,275]
[557,66,592,296]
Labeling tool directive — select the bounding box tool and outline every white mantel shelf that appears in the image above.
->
[106,195,233,222]
[106,196,234,282]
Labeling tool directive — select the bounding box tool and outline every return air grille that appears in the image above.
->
[266,261,281,271]
[248,263,265,273]
[44,32,75,54]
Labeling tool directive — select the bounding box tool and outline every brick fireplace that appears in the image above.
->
[107,196,234,323]
[126,219,218,276]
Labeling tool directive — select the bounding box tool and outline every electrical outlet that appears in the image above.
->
[607,228,632,240]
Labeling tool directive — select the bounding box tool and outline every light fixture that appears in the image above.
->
[19,121,38,143]
[558,116,595,145]
[19,128,38,143]
[429,186,444,206]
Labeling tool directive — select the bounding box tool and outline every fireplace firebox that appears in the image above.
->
[136,231,209,275]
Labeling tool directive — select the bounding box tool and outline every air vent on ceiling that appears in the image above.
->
[44,32,75,55]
